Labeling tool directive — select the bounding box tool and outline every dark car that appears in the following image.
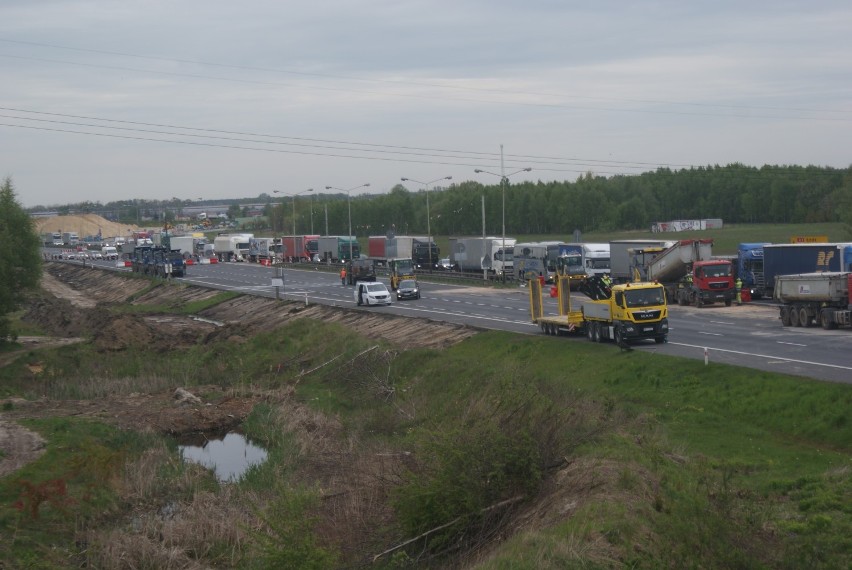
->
[396,279,421,301]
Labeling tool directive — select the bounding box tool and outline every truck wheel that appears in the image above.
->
[587,323,594,341]
[594,322,602,342]
[695,297,704,308]
[780,307,792,327]
[614,327,624,346]
[655,336,666,344]
[789,306,800,327]
[724,299,732,307]
[799,307,812,328]
[820,310,837,330]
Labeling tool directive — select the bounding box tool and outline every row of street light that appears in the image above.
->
[274,166,530,268]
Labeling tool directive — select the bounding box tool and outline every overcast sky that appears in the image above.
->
[3,1,851,209]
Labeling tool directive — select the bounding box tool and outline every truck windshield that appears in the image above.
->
[394,259,414,273]
[625,287,665,308]
[702,264,731,278]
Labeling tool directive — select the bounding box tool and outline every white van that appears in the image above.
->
[354,282,392,306]
[101,246,119,260]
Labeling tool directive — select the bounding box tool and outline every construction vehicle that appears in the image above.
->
[389,258,416,290]
[775,272,852,329]
[530,275,669,345]
[609,239,676,283]
[346,258,377,285]
[629,239,735,307]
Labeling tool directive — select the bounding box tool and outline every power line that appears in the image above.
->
[1,107,684,171]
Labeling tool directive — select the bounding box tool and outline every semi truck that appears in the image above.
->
[775,272,852,329]
[318,236,360,262]
[514,241,561,282]
[736,243,770,299]
[170,236,212,260]
[609,239,676,283]
[629,239,735,307]
[213,233,253,262]
[550,243,585,286]
[761,243,852,298]
[368,236,439,267]
[278,235,318,262]
[530,275,669,345]
[62,232,79,246]
[582,243,611,278]
[448,236,515,278]
[248,237,276,263]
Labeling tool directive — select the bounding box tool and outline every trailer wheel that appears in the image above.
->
[820,310,837,330]
[799,306,811,328]
[789,306,800,326]
[780,307,791,327]
[541,322,547,334]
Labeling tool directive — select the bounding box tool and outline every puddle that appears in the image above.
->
[178,432,268,482]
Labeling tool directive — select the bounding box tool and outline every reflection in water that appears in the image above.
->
[179,432,268,482]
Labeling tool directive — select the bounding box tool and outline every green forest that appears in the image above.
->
[40,163,852,238]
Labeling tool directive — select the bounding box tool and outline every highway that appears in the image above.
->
[77,258,852,384]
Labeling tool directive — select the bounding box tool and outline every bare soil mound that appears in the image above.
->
[34,213,140,240]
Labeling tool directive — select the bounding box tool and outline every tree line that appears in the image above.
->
[28,163,852,238]
[296,164,852,239]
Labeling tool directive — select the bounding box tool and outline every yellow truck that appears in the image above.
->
[530,275,669,345]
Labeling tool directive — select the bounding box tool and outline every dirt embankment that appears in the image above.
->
[1,263,480,478]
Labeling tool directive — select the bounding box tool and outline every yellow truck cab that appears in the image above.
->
[584,281,668,345]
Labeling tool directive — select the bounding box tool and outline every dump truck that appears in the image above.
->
[530,275,669,345]
[775,272,852,329]
[761,243,852,298]
[609,239,676,283]
[629,239,735,307]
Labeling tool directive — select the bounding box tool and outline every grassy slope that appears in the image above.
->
[1,308,850,567]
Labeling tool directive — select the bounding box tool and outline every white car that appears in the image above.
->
[354,282,392,306]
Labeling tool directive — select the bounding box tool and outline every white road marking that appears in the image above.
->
[670,342,852,371]
[699,332,723,336]
[777,341,807,347]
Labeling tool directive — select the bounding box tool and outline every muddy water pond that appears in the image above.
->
[178,432,268,482]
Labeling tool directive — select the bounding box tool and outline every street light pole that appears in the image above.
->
[273,188,313,260]
[474,160,532,282]
[325,183,370,262]
[401,175,452,269]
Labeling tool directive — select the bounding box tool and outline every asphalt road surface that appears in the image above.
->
[76,257,852,384]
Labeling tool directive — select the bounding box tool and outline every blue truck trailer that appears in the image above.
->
[761,243,852,298]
